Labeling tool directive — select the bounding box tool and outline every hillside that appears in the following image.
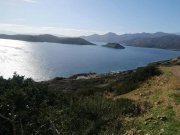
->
[122,35,180,50]
[81,32,180,50]
[0,34,95,45]
[81,32,170,42]
[81,32,121,42]
[0,57,180,134]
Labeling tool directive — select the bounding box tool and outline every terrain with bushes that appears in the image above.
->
[0,57,180,135]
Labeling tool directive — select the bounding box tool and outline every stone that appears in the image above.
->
[144,121,148,125]
[157,115,167,121]
[159,128,165,135]
[137,130,142,133]
[145,116,154,121]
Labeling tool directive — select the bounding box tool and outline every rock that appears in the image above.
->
[137,130,142,133]
[124,129,136,135]
[145,114,154,121]
[159,128,165,135]
[154,101,161,106]
[157,115,167,121]
[145,115,154,121]
[153,121,158,124]
[69,72,97,79]
[144,121,148,125]
[160,128,164,132]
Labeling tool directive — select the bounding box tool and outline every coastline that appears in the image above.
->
[44,57,180,86]
[123,44,180,51]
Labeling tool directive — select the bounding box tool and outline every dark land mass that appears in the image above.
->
[81,32,180,50]
[0,34,95,45]
[102,43,125,49]
[81,32,171,43]
[122,35,180,50]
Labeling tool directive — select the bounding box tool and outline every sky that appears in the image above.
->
[0,0,180,36]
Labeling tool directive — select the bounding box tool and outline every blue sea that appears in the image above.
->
[0,39,180,81]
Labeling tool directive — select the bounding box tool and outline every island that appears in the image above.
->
[102,43,125,49]
[0,34,95,45]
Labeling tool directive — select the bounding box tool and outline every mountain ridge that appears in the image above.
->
[80,32,171,42]
[0,34,95,45]
[121,35,180,50]
[81,32,180,50]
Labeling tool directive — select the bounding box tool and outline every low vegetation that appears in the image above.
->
[0,73,144,135]
[115,65,161,94]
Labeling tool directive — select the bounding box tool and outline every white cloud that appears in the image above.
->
[0,23,106,37]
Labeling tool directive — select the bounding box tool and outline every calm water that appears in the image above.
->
[0,39,180,81]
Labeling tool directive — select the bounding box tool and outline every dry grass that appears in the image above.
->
[113,66,180,116]
[109,65,180,135]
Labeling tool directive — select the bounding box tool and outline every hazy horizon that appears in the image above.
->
[1,0,180,36]
[0,31,180,38]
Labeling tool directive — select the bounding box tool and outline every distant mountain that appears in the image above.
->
[81,32,180,50]
[174,33,180,35]
[122,35,180,50]
[81,32,120,42]
[81,32,170,43]
[0,34,95,45]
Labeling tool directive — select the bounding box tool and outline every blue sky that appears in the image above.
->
[0,0,180,36]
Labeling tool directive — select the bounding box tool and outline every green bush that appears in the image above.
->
[0,72,145,135]
[116,65,161,95]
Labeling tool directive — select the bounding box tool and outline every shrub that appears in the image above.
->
[116,65,161,95]
[0,73,145,135]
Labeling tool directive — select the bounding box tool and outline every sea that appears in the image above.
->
[0,39,180,81]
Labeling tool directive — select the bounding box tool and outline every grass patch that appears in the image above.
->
[116,65,161,95]
[136,104,180,135]
[171,92,180,103]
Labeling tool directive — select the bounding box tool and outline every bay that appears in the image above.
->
[0,39,179,81]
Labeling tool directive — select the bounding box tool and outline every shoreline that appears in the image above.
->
[45,56,180,83]
[123,44,180,51]
[0,56,179,82]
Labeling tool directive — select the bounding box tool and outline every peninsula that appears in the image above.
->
[0,34,95,45]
